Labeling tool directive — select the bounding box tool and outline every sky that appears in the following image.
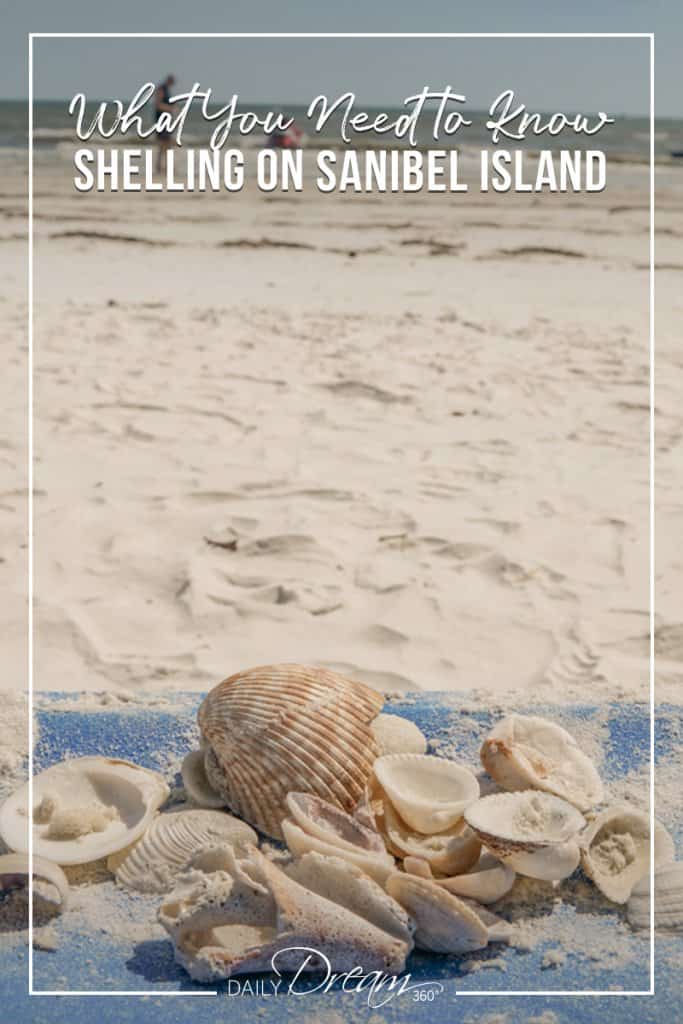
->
[1,1,679,117]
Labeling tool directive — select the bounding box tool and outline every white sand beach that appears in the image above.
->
[1,149,681,702]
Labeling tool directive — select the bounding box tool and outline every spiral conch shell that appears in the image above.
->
[158,847,412,982]
[197,665,383,839]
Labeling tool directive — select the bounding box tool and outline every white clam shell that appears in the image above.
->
[111,809,258,894]
[580,807,675,904]
[386,873,509,953]
[435,852,516,903]
[281,817,394,885]
[181,750,226,809]
[370,714,427,756]
[198,664,383,839]
[286,791,387,856]
[502,840,581,882]
[158,846,411,981]
[0,852,70,910]
[463,789,583,883]
[0,757,169,866]
[379,792,481,875]
[480,715,603,812]
[627,862,683,933]
[466,790,585,856]
[374,754,480,835]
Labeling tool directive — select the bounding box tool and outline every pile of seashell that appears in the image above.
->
[0,664,679,984]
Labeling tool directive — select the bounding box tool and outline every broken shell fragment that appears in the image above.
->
[0,853,69,911]
[580,807,674,904]
[374,754,480,835]
[480,715,603,812]
[285,852,413,946]
[197,664,383,839]
[181,750,226,809]
[111,809,258,894]
[386,873,508,954]
[460,898,515,944]
[0,757,169,866]
[158,846,411,981]
[627,862,683,933]
[370,714,427,756]
[286,791,387,856]
[379,794,481,875]
[464,791,584,881]
[501,840,581,882]
[403,856,433,880]
[281,817,394,885]
[435,852,516,904]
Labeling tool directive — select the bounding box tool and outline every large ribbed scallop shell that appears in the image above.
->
[198,664,383,839]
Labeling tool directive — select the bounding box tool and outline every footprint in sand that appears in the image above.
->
[322,380,409,404]
[434,541,493,562]
[242,534,328,560]
[363,624,409,646]
[355,558,411,594]
[251,582,344,616]
[252,584,298,605]
[655,624,683,660]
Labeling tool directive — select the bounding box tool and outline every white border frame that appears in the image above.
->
[26,29,655,999]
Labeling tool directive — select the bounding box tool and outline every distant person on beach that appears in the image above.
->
[266,115,304,149]
[154,74,176,172]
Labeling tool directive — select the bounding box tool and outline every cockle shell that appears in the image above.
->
[378,791,481,875]
[386,873,510,954]
[627,862,683,933]
[110,809,258,894]
[374,754,480,834]
[0,757,169,866]
[579,807,675,904]
[0,853,69,910]
[197,664,383,839]
[464,791,585,881]
[158,846,412,982]
[370,714,427,756]
[181,750,226,809]
[480,715,603,812]
[434,852,516,904]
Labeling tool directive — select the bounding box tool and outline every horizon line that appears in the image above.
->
[0,96,660,120]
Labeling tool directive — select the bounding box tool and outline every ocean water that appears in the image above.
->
[1,99,682,165]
